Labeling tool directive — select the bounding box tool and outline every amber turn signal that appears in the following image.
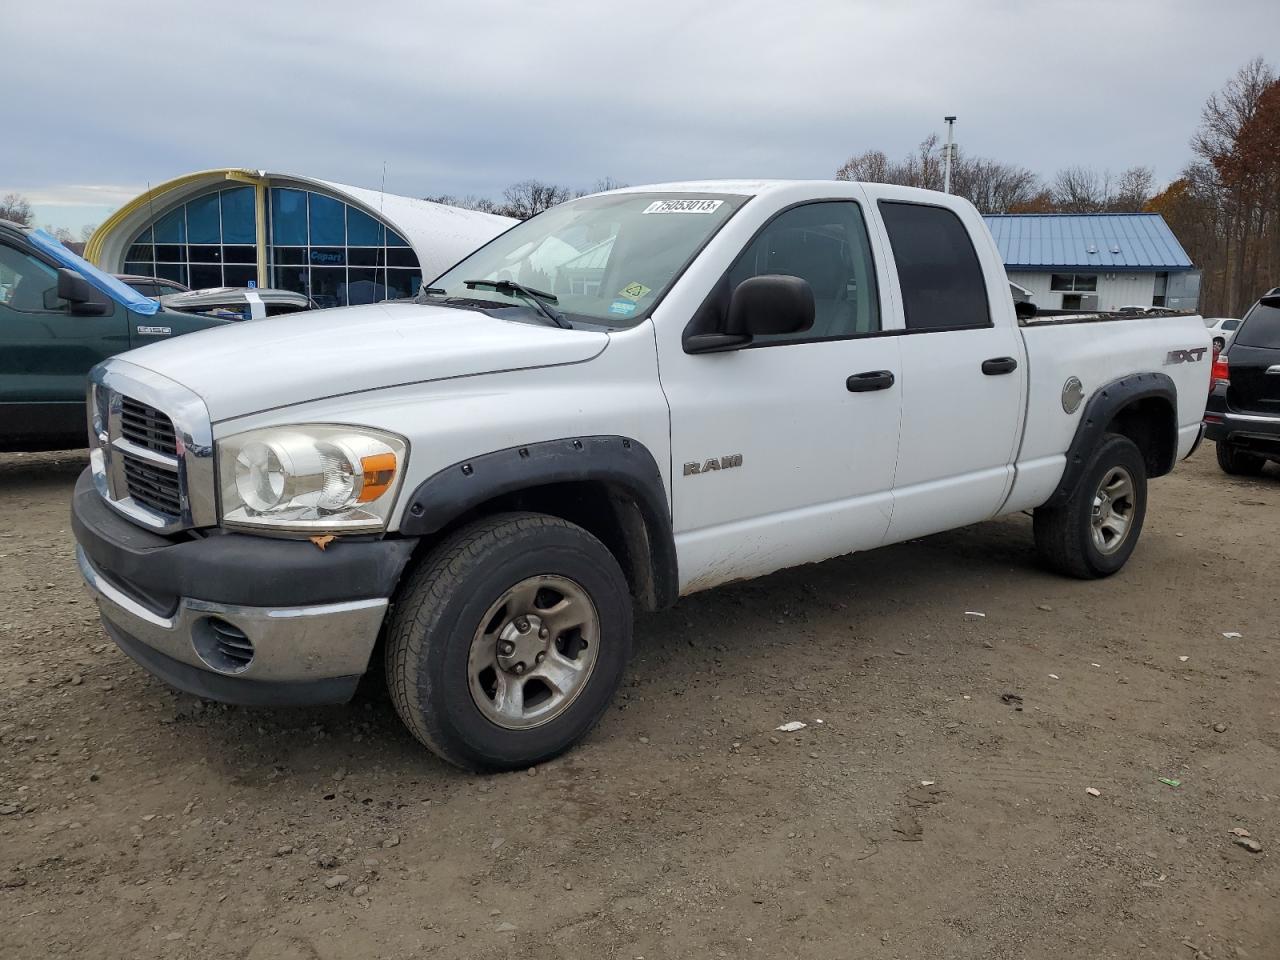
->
[358,452,397,502]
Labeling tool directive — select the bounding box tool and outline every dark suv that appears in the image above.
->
[1205,290,1280,475]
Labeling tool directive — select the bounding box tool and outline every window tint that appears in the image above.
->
[879,201,990,331]
[726,201,880,342]
[0,244,60,312]
[1222,318,1240,331]
[1236,302,1280,349]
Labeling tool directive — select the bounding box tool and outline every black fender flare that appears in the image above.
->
[398,436,678,609]
[1044,371,1177,508]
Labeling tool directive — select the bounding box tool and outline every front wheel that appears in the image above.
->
[385,512,632,771]
[1034,433,1148,579]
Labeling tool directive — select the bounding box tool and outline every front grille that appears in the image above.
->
[120,397,178,455]
[122,453,182,516]
[90,362,213,535]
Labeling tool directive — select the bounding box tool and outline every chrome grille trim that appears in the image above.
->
[88,359,216,534]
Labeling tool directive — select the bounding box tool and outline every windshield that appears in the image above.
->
[427,192,747,326]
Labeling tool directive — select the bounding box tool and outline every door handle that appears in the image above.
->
[846,370,895,392]
[981,356,1018,375]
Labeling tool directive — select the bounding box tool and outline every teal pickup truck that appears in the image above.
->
[0,220,226,451]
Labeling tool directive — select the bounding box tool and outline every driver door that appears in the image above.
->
[656,198,903,594]
[0,241,128,443]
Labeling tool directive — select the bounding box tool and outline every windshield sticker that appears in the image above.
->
[618,282,651,300]
[642,199,724,215]
[608,299,638,316]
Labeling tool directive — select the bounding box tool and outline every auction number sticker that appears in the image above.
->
[642,199,723,215]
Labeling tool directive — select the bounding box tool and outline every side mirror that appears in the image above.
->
[1014,299,1037,321]
[727,275,815,337]
[56,268,110,316]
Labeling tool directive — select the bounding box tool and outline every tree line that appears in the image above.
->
[1147,57,1279,317]
[424,178,628,220]
[835,135,1156,215]
[0,194,95,245]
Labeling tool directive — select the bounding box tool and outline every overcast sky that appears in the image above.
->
[6,0,1278,232]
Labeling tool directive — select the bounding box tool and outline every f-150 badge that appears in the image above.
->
[1165,348,1207,365]
[684,454,743,476]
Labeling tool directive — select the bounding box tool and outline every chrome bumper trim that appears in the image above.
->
[77,546,387,683]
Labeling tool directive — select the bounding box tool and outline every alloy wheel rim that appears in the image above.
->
[1090,466,1135,555]
[467,575,600,730]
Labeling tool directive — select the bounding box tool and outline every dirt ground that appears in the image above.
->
[0,447,1276,960]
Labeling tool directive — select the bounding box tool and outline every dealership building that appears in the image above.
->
[85,169,512,307]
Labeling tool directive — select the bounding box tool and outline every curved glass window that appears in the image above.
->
[123,186,258,289]
[267,187,421,307]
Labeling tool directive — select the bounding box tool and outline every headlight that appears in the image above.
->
[217,425,407,534]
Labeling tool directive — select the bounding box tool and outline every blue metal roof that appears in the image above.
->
[982,213,1193,271]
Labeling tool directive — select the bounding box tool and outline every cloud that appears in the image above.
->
[13,185,144,209]
[4,0,1279,220]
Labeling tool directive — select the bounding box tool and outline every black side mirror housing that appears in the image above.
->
[1014,299,1037,321]
[727,274,815,336]
[685,274,815,353]
[56,268,110,316]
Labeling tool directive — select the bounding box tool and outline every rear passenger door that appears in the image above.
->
[872,199,1026,543]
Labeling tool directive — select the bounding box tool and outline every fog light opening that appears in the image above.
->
[192,617,255,675]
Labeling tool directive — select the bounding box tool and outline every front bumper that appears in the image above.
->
[71,468,417,706]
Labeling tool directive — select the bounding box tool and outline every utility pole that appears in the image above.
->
[943,116,957,194]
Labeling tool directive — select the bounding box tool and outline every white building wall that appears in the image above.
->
[1009,271,1157,311]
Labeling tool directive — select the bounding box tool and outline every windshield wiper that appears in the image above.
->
[463,279,572,329]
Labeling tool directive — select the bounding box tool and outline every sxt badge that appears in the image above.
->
[1165,348,1207,365]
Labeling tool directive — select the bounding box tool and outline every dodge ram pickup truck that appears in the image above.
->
[71,181,1211,771]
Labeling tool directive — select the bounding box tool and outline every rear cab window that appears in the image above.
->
[877,201,990,331]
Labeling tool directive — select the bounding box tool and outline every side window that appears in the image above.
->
[727,201,880,342]
[0,243,61,313]
[878,201,990,331]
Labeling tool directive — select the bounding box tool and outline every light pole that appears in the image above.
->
[943,115,957,194]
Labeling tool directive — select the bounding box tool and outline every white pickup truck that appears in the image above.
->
[72,181,1211,771]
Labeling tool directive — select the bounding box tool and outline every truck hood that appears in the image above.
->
[120,301,610,421]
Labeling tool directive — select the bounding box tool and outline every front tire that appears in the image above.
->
[385,512,632,771]
[1215,441,1267,476]
[1034,433,1148,579]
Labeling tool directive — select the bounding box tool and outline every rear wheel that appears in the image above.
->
[385,512,632,771]
[1034,433,1148,579]
[1215,441,1267,476]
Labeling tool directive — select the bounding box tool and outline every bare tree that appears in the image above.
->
[1051,166,1110,213]
[1108,166,1156,211]
[80,223,99,243]
[0,192,34,226]
[499,180,573,220]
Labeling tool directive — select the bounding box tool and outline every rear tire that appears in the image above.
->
[1215,441,1267,477]
[385,512,632,772]
[1034,433,1148,579]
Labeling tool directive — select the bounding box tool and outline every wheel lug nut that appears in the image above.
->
[536,652,545,663]
[515,618,529,632]
[500,641,515,655]
[539,627,549,639]
[514,663,525,675]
